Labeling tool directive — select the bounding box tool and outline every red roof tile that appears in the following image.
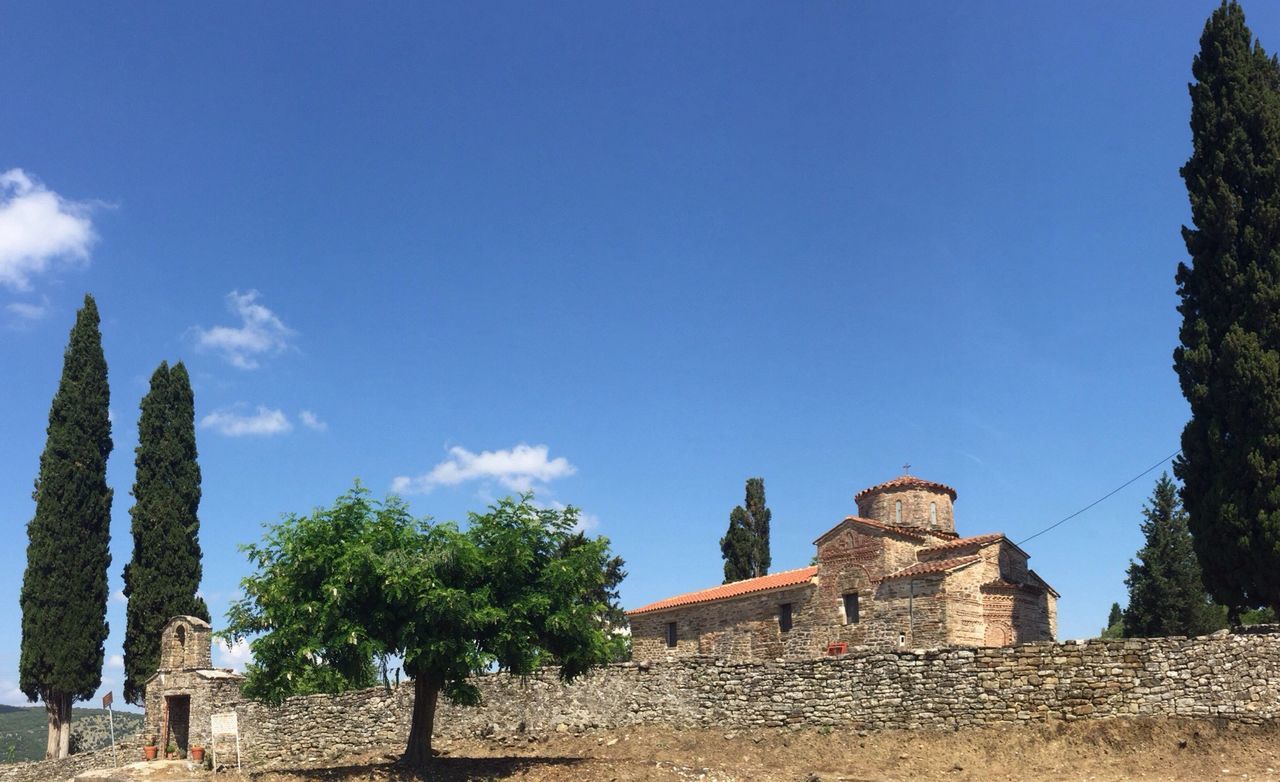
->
[855,475,958,501]
[879,555,980,582]
[814,516,930,545]
[919,533,1004,554]
[627,566,819,616]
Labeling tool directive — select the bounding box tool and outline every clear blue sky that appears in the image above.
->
[1,1,1271,709]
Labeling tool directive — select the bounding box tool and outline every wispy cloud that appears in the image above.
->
[193,290,294,369]
[110,589,127,605]
[5,295,50,322]
[200,405,292,437]
[107,654,124,671]
[299,410,327,432]
[392,443,576,495]
[0,678,28,707]
[214,638,252,671]
[0,169,96,291]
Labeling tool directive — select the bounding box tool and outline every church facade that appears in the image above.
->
[629,475,1058,661]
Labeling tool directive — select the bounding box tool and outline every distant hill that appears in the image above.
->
[0,705,142,763]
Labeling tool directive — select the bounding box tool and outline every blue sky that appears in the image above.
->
[1,1,1271,709]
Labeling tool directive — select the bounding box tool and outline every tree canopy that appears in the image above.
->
[223,486,615,766]
[19,294,113,759]
[1175,0,1280,617]
[1124,474,1224,638]
[122,361,209,705]
[720,477,771,583]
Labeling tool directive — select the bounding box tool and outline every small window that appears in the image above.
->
[843,593,860,624]
[666,622,677,648]
[929,502,937,528]
[895,500,902,524]
[779,603,793,633]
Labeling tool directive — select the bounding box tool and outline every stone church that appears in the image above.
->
[629,474,1058,661]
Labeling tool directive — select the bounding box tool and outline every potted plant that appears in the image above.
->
[190,745,205,763]
[143,743,158,761]
[165,741,177,760]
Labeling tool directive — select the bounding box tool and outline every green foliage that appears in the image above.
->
[0,706,140,764]
[223,486,614,765]
[122,361,209,705]
[19,295,114,707]
[1175,1,1280,616]
[1123,474,1226,638]
[558,531,630,661]
[720,477,771,583]
[1100,602,1125,638]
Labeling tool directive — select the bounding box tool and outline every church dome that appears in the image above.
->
[855,474,957,535]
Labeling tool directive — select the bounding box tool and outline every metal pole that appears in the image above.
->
[108,704,116,768]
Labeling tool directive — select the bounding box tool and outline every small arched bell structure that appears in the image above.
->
[143,616,244,758]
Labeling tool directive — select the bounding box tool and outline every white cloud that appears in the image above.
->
[214,638,252,671]
[193,290,294,369]
[0,169,95,290]
[0,680,27,706]
[201,406,292,437]
[541,499,601,533]
[392,443,577,495]
[107,654,124,671]
[110,589,126,605]
[299,410,327,431]
[5,295,49,321]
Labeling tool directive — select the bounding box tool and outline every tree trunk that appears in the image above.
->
[44,696,59,760]
[58,693,71,758]
[401,676,441,767]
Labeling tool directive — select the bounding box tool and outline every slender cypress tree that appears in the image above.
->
[19,295,113,759]
[719,477,771,583]
[1174,1,1280,618]
[1107,603,1123,630]
[122,361,209,705]
[1123,474,1224,637]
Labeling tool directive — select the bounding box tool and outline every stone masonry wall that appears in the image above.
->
[221,628,1280,769]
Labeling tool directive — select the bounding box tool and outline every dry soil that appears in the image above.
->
[229,718,1280,782]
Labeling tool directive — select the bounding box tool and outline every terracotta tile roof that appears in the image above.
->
[879,555,981,582]
[855,475,958,501]
[814,516,930,545]
[981,578,1025,590]
[627,566,819,616]
[919,533,1004,554]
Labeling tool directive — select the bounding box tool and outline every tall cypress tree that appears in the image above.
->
[122,361,208,705]
[1123,474,1224,637]
[719,477,771,583]
[1174,0,1280,618]
[19,294,113,759]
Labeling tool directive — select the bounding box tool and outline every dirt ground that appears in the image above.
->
[232,719,1280,782]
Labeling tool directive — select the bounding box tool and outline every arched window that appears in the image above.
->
[895,500,902,524]
[176,626,186,648]
[929,502,937,528]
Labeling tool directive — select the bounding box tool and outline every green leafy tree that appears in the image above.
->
[19,295,113,759]
[720,477,771,583]
[1100,602,1125,639]
[122,362,210,705]
[223,486,613,766]
[1175,0,1280,618]
[558,531,629,660]
[1124,474,1225,637]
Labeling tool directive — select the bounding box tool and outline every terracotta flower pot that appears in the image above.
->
[191,746,205,762]
[143,745,158,761]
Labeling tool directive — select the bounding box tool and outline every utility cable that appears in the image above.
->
[1015,449,1182,547]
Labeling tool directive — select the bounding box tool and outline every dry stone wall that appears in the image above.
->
[5,629,1277,777]
[229,627,1280,768]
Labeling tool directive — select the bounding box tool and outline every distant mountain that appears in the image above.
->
[0,706,141,763]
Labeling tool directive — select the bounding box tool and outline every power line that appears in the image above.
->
[1015,449,1182,547]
